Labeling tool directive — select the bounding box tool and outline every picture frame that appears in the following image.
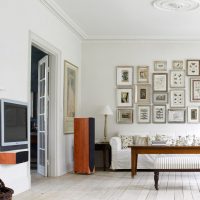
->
[152,73,168,92]
[135,84,151,104]
[187,107,200,123]
[117,109,133,124]
[116,66,133,86]
[190,78,200,102]
[153,92,168,104]
[187,60,200,76]
[137,105,151,123]
[137,66,149,83]
[152,105,166,123]
[63,61,78,134]
[170,90,185,108]
[117,88,133,107]
[172,60,184,69]
[170,70,185,88]
[154,61,167,71]
[168,109,185,123]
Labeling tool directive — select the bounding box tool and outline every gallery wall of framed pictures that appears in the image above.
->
[115,59,200,124]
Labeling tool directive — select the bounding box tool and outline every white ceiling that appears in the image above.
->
[48,0,200,40]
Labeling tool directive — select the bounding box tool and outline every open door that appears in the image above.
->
[37,55,49,176]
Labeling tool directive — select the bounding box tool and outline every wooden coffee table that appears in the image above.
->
[129,145,200,177]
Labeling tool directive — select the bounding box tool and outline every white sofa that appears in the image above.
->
[110,136,157,169]
[109,134,200,170]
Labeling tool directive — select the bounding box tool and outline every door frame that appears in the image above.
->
[28,31,62,178]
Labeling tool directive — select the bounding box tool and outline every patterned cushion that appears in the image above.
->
[120,135,134,149]
[134,136,148,145]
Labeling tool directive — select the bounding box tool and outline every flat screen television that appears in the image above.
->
[0,99,28,151]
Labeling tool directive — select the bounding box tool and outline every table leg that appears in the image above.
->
[103,147,106,171]
[131,151,136,177]
[135,154,138,175]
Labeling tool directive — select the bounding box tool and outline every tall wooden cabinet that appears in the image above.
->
[74,117,95,174]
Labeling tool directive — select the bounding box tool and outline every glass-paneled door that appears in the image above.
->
[37,55,49,176]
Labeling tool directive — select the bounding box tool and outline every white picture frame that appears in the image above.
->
[116,66,133,86]
[170,90,185,108]
[117,88,133,107]
[152,105,166,123]
[187,60,200,76]
[117,109,133,124]
[187,107,200,123]
[153,93,168,104]
[137,66,149,83]
[153,73,168,92]
[168,109,185,123]
[172,60,184,69]
[190,78,200,102]
[135,84,151,104]
[137,105,151,123]
[170,70,185,88]
[154,61,167,71]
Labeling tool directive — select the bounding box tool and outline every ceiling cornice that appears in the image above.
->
[40,0,88,39]
[85,35,200,41]
[40,0,200,42]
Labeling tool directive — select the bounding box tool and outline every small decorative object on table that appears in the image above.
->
[0,179,14,200]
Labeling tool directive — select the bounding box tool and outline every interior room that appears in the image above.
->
[1,0,200,200]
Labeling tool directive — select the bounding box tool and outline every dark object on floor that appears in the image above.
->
[0,179,14,200]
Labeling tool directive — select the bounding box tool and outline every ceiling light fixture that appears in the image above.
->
[152,0,200,11]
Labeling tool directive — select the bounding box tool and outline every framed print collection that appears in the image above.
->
[116,59,200,124]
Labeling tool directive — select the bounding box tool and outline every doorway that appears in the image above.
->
[31,46,49,176]
[29,32,61,178]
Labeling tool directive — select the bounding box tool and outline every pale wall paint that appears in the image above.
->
[82,42,200,140]
[0,0,81,195]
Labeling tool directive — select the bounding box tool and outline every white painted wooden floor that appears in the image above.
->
[14,171,200,200]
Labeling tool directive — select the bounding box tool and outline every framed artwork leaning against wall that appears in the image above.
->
[63,61,78,134]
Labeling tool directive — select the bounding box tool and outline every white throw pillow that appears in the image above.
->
[120,135,134,149]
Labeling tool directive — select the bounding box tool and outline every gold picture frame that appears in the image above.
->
[63,61,78,134]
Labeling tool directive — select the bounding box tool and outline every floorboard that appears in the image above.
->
[13,171,200,200]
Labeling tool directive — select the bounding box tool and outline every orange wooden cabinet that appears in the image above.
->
[0,151,28,164]
[74,118,95,174]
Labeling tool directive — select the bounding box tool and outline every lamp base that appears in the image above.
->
[103,137,108,143]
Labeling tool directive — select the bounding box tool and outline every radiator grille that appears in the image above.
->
[155,156,200,169]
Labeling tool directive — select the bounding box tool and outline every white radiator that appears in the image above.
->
[155,156,200,169]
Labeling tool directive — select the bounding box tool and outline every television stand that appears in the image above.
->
[0,151,28,164]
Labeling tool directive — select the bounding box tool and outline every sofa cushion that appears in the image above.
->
[134,136,148,145]
[120,135,134,149]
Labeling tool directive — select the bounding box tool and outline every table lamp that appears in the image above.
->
[100,105,113,142]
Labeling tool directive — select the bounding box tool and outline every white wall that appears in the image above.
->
[82,41,200,141]
[0,0,81,195]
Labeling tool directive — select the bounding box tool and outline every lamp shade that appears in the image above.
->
[100,105,113,115]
